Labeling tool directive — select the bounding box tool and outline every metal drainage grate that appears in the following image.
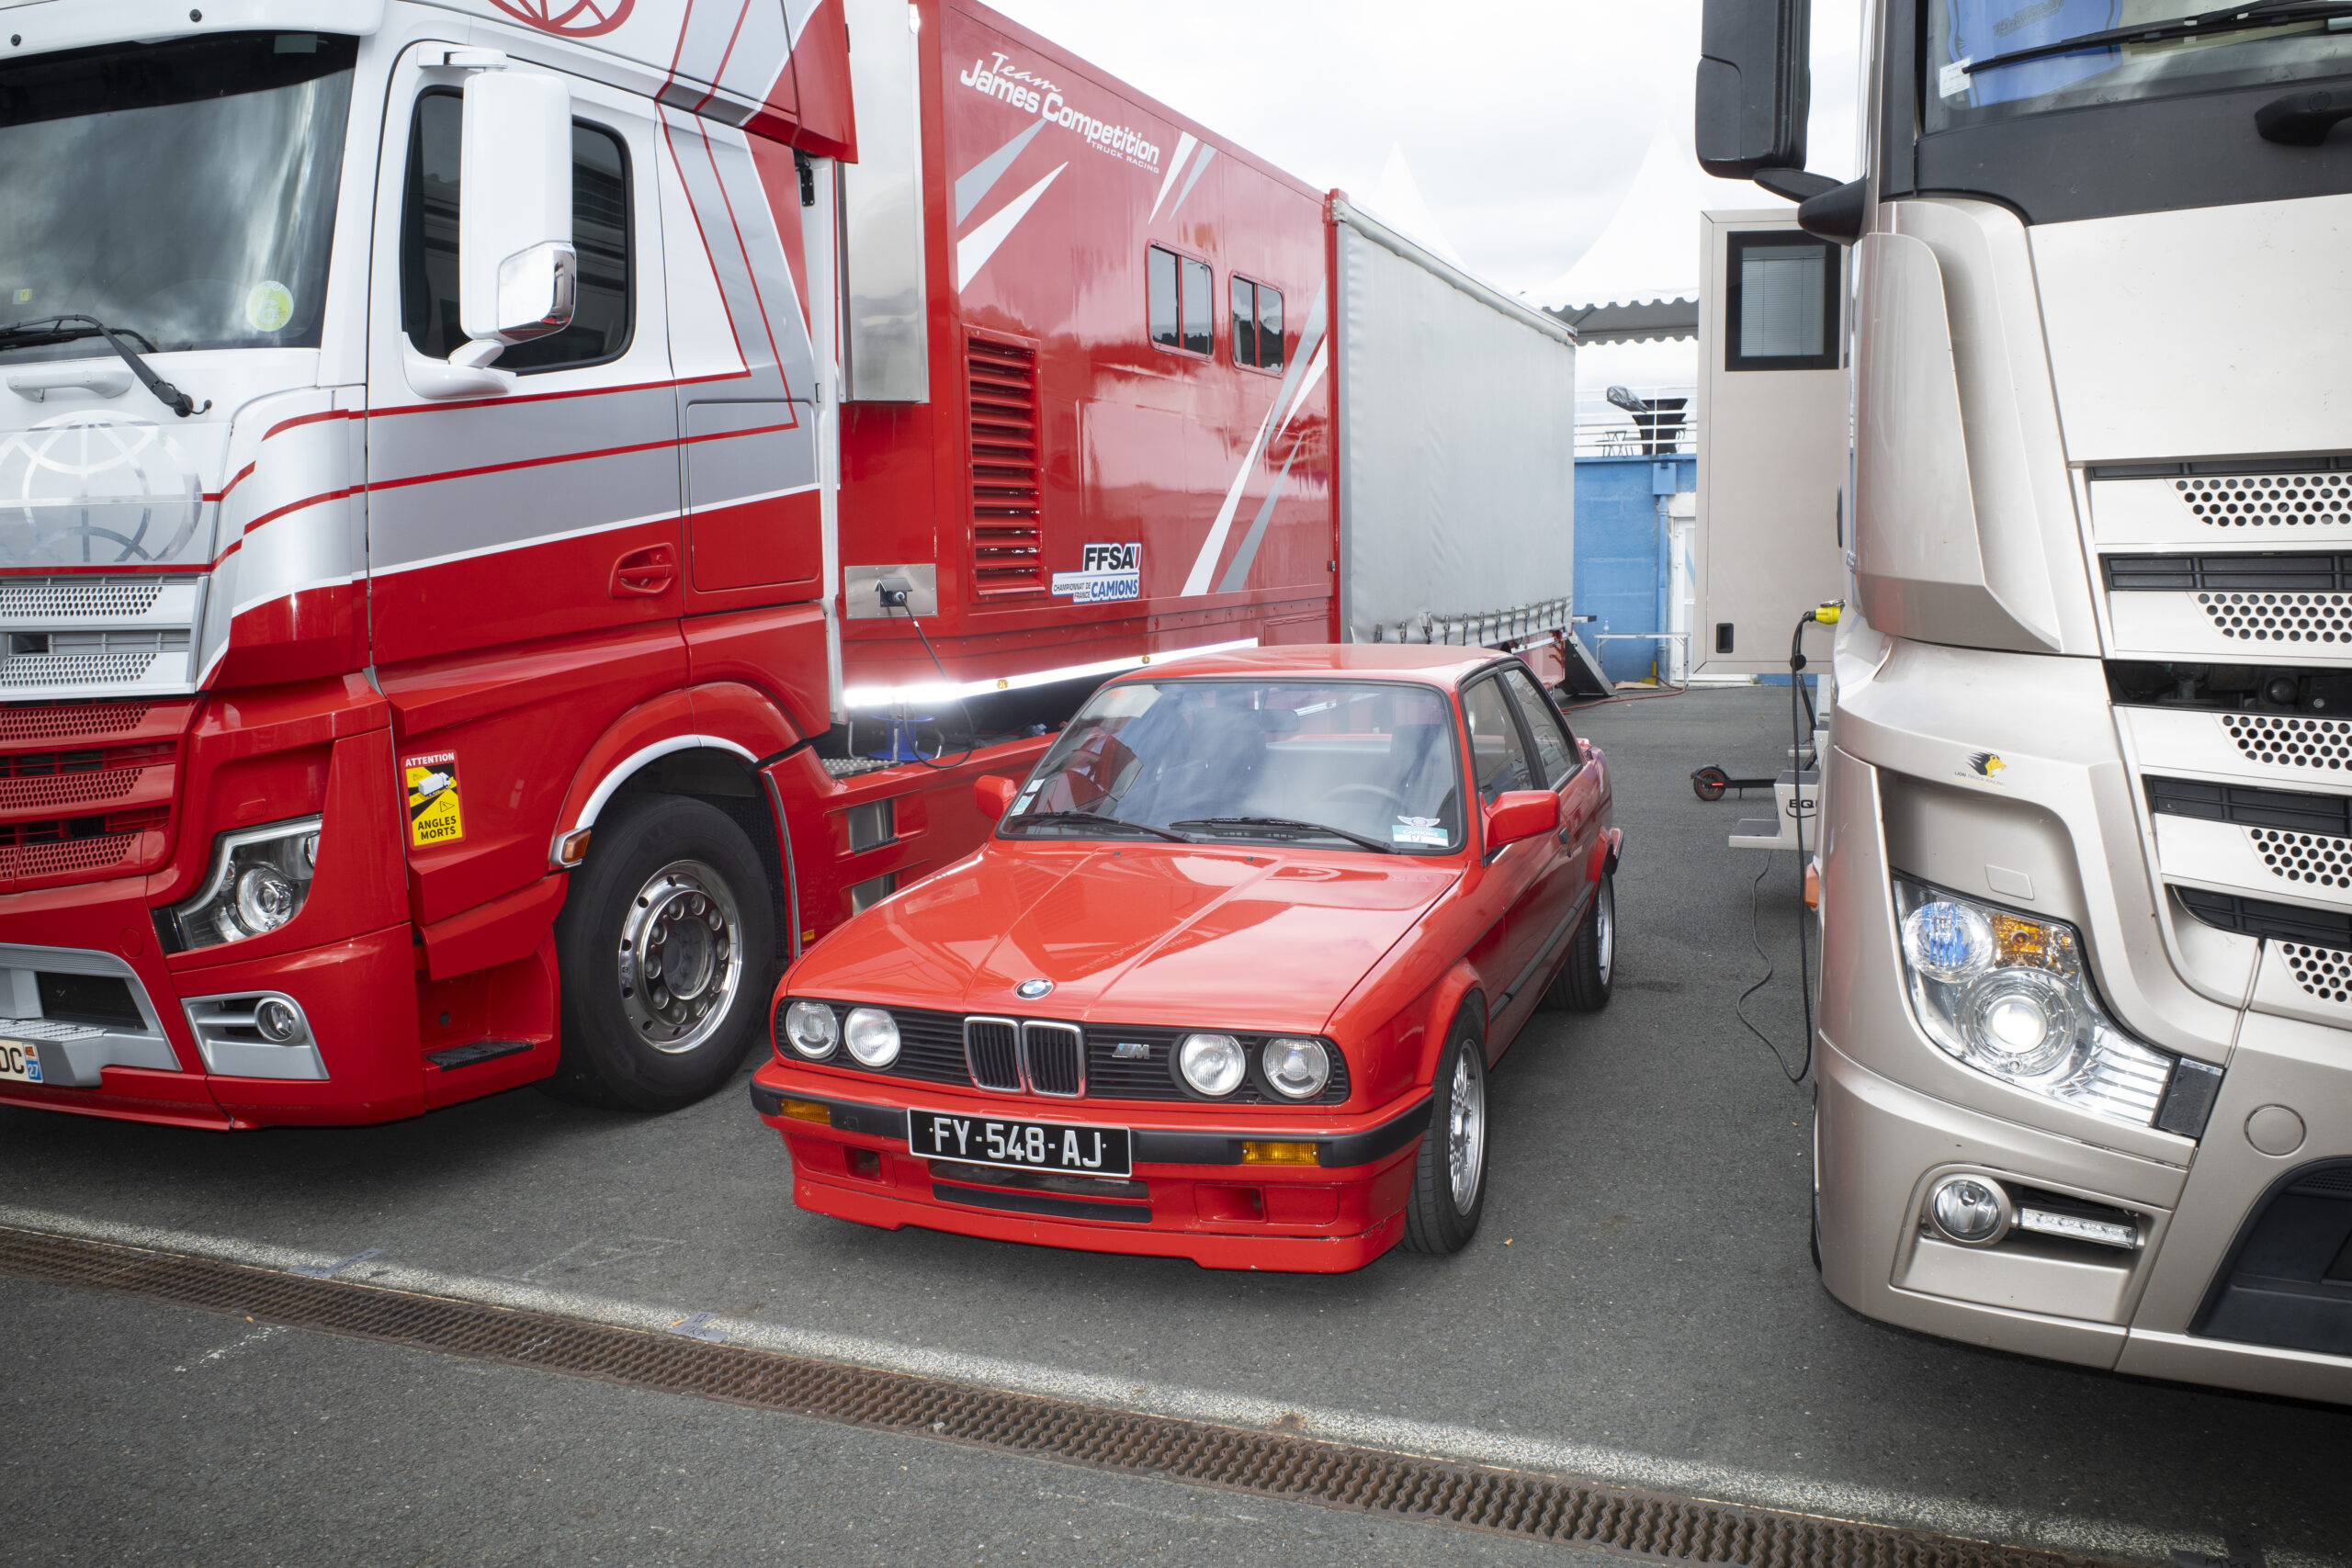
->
[0,1224,2118,1568]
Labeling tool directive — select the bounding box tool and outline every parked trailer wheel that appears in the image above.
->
[1544,871,1614,1013]
[546,794,777,1111]
[1402,1016,1489,1255]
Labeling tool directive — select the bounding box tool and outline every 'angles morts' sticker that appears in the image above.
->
[403,752,464,847]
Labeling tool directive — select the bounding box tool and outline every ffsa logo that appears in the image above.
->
[487,0,636,37]
[1081,542,1138,573]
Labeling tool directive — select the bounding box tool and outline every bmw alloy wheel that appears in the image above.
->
[1596,876,1615,987]
[616,859,743,1054]
[1448,1044,1487,1211]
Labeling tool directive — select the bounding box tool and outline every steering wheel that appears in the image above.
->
[1315,782,1408,817]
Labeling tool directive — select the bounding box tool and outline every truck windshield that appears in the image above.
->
[1928,0,2352,130]
[1001,680,1467,854]
[0,31,356,362]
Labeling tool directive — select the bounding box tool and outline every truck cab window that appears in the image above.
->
[1231,276,1283,370]
[400,91,633,373]
[1724,232,1837,372]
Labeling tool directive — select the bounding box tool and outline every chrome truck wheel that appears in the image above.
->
[548,794,777,1111]
[616,861,743,1055]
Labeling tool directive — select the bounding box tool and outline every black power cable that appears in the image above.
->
[1735,604,1839,1086]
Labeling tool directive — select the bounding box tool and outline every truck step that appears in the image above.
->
[425,1040,536,1072]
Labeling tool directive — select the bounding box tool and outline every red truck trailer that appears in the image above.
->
[0,0,1576,1130]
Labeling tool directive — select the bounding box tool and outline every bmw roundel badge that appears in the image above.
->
[1015,978,1054,1000]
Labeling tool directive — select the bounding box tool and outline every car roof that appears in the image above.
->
[1130,643,1506,688]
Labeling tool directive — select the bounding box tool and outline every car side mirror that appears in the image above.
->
[1696,0,1811,179]
[974,775,1022,821]
[458,69,577,358]
[1485,790,1560,849]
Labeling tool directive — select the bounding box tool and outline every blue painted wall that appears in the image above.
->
[1575,455,1695,683]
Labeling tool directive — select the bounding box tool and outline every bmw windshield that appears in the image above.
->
[1001,680,1468,854]
[0,31,356,363]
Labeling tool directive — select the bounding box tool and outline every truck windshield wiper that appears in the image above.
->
[1001,810,1196,843]
[1962,0,2352,79]
[1169,816,1398,854]
[0,315,210,417]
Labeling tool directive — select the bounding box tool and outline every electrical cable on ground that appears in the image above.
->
[888,605,978,772]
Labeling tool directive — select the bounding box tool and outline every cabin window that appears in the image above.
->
[1724,231,1838,372]
[1148,243,1215,357]
[1231,276,1283,371]
[401,89,634,373]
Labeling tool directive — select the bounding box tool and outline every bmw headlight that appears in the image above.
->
[1892,877,2174,1127]
[170,817,321,950]
[1261,1036,1331,1099]
[782,999,839,1059]
[1178,1032,1247,1097]
[842,1006,901,1067]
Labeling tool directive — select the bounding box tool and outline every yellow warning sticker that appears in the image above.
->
[403,751,464,847]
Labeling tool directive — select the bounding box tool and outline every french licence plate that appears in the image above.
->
[0,1038,41,1085]
[908,1109,1132,1178]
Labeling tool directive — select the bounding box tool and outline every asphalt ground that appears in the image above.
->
[6,685,2349,1564]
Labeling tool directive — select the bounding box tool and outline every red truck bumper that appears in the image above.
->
[749,1064,1428,1272]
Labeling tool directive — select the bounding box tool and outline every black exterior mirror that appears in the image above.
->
[1696,0,1811,180]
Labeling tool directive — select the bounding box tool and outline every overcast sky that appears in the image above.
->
[989,0,1864,314]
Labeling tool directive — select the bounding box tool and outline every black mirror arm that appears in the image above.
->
[1795,177,1869,244]
[2256,89,2352,145]
[1754,167,1840,201]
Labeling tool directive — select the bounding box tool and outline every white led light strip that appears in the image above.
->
[842,638,1260,710]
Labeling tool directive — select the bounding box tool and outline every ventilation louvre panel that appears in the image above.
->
[966,334,1045,595]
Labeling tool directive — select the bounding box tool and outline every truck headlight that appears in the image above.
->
[1893,876,2175,1127]
[170,817,322,951]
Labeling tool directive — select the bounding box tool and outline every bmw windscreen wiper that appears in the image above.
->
[1961,0,2352,80]
[0,314,210,417]
[1169,816,1398,854]
[1001,810,1196,844]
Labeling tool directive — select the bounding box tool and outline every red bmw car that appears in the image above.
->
[750,647,1619,1271]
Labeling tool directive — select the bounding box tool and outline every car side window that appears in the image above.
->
[400,89,634,373]
[1462,678,1534,804]
[1498,666,1578,788]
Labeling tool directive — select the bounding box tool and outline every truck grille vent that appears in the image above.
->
[2198,592,2352,644]
[0,702,153,743]
[2225,713,2352,769]
[2283,942,2352,1003]
[2251,828,2352,891]
[2177,474,2352,527]
[0,579,165,622]
[966,333,1044,595]
[0,632,190,690]
[0,806,168,885]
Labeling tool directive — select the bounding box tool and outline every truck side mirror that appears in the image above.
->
[458,69,577,357]
[975,775,1023,821]
[1696,0,1811,180]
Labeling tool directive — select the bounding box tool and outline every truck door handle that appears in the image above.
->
[611,545,675,598]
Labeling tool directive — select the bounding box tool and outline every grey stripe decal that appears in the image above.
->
[1210,289,1329,592]
[955,120,1046,226]
[1170,143,1216,217]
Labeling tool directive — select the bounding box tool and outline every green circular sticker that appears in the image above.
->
[245,280,294,333]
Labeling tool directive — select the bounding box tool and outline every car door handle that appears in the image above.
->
[611,545,675,598]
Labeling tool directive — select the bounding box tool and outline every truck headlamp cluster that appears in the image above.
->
[1893,877,2175,1128]
[170,818,322,951]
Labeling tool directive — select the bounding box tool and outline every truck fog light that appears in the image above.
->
[1901,900,1992,982]
[254,998,302,1043]
[1261,1036,1330,1099]
[1928,1175,2011,1246]
[842,1006,900,1067]
[782,999,839,1058]
[1179,1032,1246,1096]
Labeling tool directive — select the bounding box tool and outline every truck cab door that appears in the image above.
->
[364,45,682,667]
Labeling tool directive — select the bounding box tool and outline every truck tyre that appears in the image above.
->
[546,794,776,1112]
[1402,1016,1488,1255]
[1544,871,1614,1012]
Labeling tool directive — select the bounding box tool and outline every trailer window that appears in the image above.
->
[1148,245,1181,348]
[1181,256,1214,355]
[401,91,634,373]
[1231,276,1284,371]
[1724,232,1838,372]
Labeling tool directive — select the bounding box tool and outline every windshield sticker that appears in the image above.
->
[1052,542,1141,604]
[1392,816,1447,847]
[403,751,464,847]
[245,281,295,333]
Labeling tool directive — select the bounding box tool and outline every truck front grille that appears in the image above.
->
[0,700,189,892]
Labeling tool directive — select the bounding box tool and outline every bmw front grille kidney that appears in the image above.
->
[964,1017,1023,1091]
[1022,1021,1084,1097]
